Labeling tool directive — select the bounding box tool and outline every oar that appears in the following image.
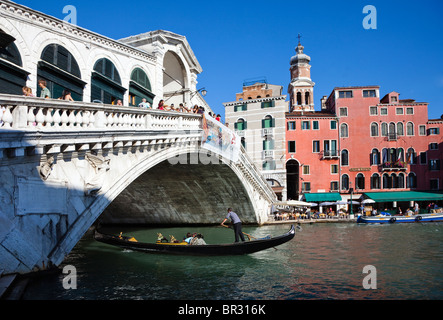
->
[220,225,278,250]
[220,224,255,241]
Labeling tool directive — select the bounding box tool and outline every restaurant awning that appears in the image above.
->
[363,191,443,203]
[303,193,342,202]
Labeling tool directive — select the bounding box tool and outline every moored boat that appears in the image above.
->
[94,225,295,255]
[357,212,443,224]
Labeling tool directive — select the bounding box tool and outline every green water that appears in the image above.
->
[23,222,443,300]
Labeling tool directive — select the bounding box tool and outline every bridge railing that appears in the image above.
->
[0,94,201,131]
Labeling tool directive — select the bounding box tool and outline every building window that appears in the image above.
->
[330,181,339,191]
[370,106,378,115]
[408,173,417,188]
[235,118,247,130]
[406,122,414,136]
[263,160,276,170]
[341,150,349,166]
[363,89,376,97]
[302,182,311,192]
[391,96,398,103]
[396,122,404,136]
[330,120,337,130]
[338,90,353,98]
[355,173,365,190]
[371,173,381,189]
[340,123,349,138]
[380,107,388,115]
[287,121,296,130]
[429,159,440,171]
[263,139,274,150]
[371,149,380,165]
[302,121,310,130]
[313,140,320,153]
[296,92,302,105]
[302,165,310,175]
[305,92,310,105]
[430,179,439,190]
[331,164,339,174]
[396,107,404,115]
[262,115,275,128]
[341,174,349,190]
[371,122,379,136]
[313,120,319,130]
[428,128,440,135]
[420,152,427,165]
[288,141,296,153]
[406,107,414,115]
[398,173,405,189]
[261,100,275,108]
[234,104,247,112]
[419,125,426,136]
[383,173,392,189]
[430,143,438,150]
[381,122,388,136]
[339,107,348,117]
[407,148,416,164]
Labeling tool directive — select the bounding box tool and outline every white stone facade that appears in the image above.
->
[0,1,211,112]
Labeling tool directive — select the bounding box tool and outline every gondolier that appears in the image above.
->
[221,208,245,242]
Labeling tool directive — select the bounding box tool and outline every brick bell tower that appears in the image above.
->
[288,35,315,112]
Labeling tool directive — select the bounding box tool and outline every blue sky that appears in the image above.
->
[16,0,443,119]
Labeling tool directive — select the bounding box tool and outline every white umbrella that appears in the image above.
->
[282,200,313,207]
[335,200,348,205]
[361,199,375,204]
[308,202,318,207]
[320,201,335,206]
[348,200,360,204]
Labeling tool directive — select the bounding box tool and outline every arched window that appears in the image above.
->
[340,123,348,138]
[37,43,84,100]
[355,173,365,190]
[0,29,29,95]
[381,122,388,136]
[407,173,417,188]
[305,91,310,105]
[398,173,405,188]
[391,173,398,188]
[406,122,414,136]
[341,174,349,190]
[397,122,404,136]
[296,92,302,105]
[341,150,349,166]
[235,118,246,130]
[388,122,396,135]
[370,122,379,136]
[383,173,391,189]
[129,67,154,107]
[407,148,416,164]
[371,173,381,189]
[91,58,125,104]
[262,115,274,128]
[371,148,380,165]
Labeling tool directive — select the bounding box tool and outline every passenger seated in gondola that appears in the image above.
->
[157,233,169,243]
[183,232,206,245]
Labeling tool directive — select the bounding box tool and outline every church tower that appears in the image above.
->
[288,36,315,112]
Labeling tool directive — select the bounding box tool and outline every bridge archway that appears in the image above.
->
[50,145,266,266]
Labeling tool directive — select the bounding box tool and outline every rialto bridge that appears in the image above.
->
[0,94,276,275]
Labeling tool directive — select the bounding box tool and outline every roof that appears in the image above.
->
[363,191,443,202]
[303,193,342,202]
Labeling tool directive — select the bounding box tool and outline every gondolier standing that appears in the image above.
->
[221,208,245,242]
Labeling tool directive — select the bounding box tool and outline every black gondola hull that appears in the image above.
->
[94,225,295,255]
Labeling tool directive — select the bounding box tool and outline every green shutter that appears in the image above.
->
[271,118,275,127]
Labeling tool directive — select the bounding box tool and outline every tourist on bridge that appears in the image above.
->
[221,208,245,242]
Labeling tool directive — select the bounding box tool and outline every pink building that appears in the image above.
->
[285,42,443,207]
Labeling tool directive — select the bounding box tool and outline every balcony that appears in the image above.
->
[235,130,245,137]
[262,150,274,159]
[322,149,339,159]
[380,160,407,171]
[387,133,397,141]
[262,128,274,137]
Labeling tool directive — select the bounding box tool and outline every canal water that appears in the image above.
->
[23,222,443,300]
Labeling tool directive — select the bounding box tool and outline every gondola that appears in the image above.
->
[94,225,295,255]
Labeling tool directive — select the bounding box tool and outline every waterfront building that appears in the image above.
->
[0,1,210,111]
[223,80,288,200]
[284,41,443,207]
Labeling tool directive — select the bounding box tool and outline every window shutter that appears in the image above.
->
[243,121,247,130]
[271,118,275,127]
